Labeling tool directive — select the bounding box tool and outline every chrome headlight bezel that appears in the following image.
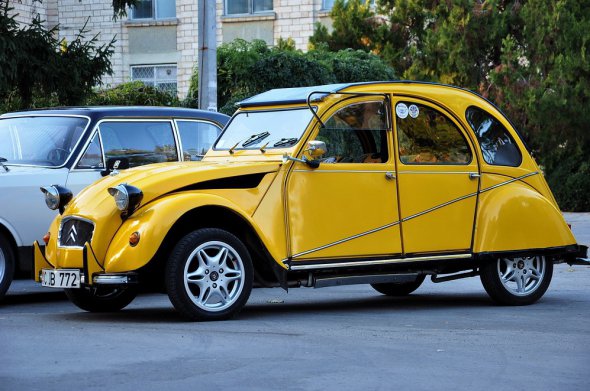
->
[40,185,73,214]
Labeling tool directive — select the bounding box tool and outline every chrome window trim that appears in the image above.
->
[57,216,96,249]
[0,114,92,169]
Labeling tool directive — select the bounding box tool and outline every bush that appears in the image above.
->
[87,81,180,106]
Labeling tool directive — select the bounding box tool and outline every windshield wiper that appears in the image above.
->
[242,131,270,147]
[0,157,9,172]
[273,138,298,147]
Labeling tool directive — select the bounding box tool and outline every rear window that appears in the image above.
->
[465,107,522,167]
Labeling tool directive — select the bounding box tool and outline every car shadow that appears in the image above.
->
[1,290,67,305]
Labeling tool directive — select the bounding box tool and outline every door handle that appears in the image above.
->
[469,173,481,180]
[385,172,396,180]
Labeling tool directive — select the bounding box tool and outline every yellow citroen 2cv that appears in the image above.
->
[34,82,588,321]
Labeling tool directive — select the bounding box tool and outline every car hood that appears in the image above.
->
[66,161,281,215]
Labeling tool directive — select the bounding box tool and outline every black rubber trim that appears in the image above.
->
[474,244,582,261]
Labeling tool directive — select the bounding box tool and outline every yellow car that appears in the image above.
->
[34,82,588,321]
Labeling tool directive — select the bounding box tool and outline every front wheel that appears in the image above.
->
[165,228,253,321]
[0,234,16,301]
[64,285,138,312]
[480,255,553,305]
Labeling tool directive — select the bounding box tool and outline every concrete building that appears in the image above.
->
[8,0,341,99]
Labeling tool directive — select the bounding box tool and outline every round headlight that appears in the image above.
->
[40,185,73,213]
[41,186,60,210]
[108,184,129,211]
[107,184,143,218]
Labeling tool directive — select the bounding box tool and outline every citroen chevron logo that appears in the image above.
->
[67,225,78,244]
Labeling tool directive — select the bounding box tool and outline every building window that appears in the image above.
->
[131,64,177,95]
[226,0,273,15]
[131,0,176,20]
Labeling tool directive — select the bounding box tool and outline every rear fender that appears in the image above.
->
[474,181,576,254]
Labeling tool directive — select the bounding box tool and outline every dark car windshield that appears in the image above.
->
[0,116,89,167]
[214,108,313,151]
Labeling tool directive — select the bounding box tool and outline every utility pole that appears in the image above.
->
[197,0,217,111]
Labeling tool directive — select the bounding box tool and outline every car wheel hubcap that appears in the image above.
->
[498,256,546,296]
[183,241,245,312]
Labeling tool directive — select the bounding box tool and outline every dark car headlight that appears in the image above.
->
[107,184,143,218]
[40,185,73,214]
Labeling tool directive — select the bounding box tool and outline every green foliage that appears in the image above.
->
[0,0,115,110]
[87,81,180,106]
[212,38,396,115]
[313,0,590,210]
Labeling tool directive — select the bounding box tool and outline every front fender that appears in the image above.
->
[474,181,576,254]
[104,193,265,273]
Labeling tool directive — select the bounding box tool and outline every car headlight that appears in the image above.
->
[107,184,143,218]
[40,185,73,214]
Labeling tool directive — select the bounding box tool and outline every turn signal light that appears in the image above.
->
[43,232,50,245]
[129,232,140,247]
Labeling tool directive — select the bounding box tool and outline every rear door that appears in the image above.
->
[393,99,479,255]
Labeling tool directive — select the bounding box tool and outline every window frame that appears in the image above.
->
[394,99,474,166]
[74,119,181,171]
[130,0,177,20]
[130,64,178,95]
[225,0,274,16]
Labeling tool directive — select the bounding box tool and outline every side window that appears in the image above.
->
[76,133,104,169]
[316,101,389,163]
[99,121,178,168]
[465,107,522,166]
[396,102,471,165]
[177,121,221,161]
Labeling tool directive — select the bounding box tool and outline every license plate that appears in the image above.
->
[41,269,81,288]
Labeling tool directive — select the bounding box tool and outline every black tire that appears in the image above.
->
[0,234,16,301]
[64,285,138,312]
[166,228,253,321]
[371,274,426,296]
[480,256,553,306]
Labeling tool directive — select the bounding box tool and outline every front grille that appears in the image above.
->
[59,217,95,248]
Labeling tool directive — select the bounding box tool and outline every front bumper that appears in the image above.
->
[33,241,138,286]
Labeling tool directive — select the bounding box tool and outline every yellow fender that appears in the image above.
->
[103,192,269,273]
[474,181,576,254]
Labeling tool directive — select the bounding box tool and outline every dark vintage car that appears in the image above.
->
[0,106,229,299]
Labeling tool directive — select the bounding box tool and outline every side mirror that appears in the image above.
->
[282,140,327,169]
[101,157,130,177]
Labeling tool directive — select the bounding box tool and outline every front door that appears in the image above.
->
[393,99,479,255]
[287,99,402,262]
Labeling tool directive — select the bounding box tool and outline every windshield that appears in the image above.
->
[0,116,89,167]
[214,108,314,151]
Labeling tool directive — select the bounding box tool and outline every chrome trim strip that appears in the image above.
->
[401,192,478,223]
[480,171,539,193]
[292,221,401,259]
[398,171,475,175]
[293,169,392,173]
[290,253,472,271]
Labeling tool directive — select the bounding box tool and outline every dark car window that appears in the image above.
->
[76,132,103,169]
[396,102,471,165]
[315,101,389,163]
[465,107,522,167]
[177,120,221,161]
[98,121,178,168]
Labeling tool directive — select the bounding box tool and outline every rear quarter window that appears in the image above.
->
[465,107,522,167]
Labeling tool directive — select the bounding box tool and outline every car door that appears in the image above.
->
[393,99,479,255]
[286,99,402,262]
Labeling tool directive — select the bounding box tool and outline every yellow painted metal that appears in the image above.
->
[474,175,576,252]
[33,241,52,282]
[287,162,402,260]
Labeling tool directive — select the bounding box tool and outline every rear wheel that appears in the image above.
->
[480,256,553,305]
[0,234,15,301]
[166,228,253,321]
[371,274,426,296]
[65,285,138,312]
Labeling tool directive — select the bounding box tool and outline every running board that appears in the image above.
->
[313,273,419,289]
